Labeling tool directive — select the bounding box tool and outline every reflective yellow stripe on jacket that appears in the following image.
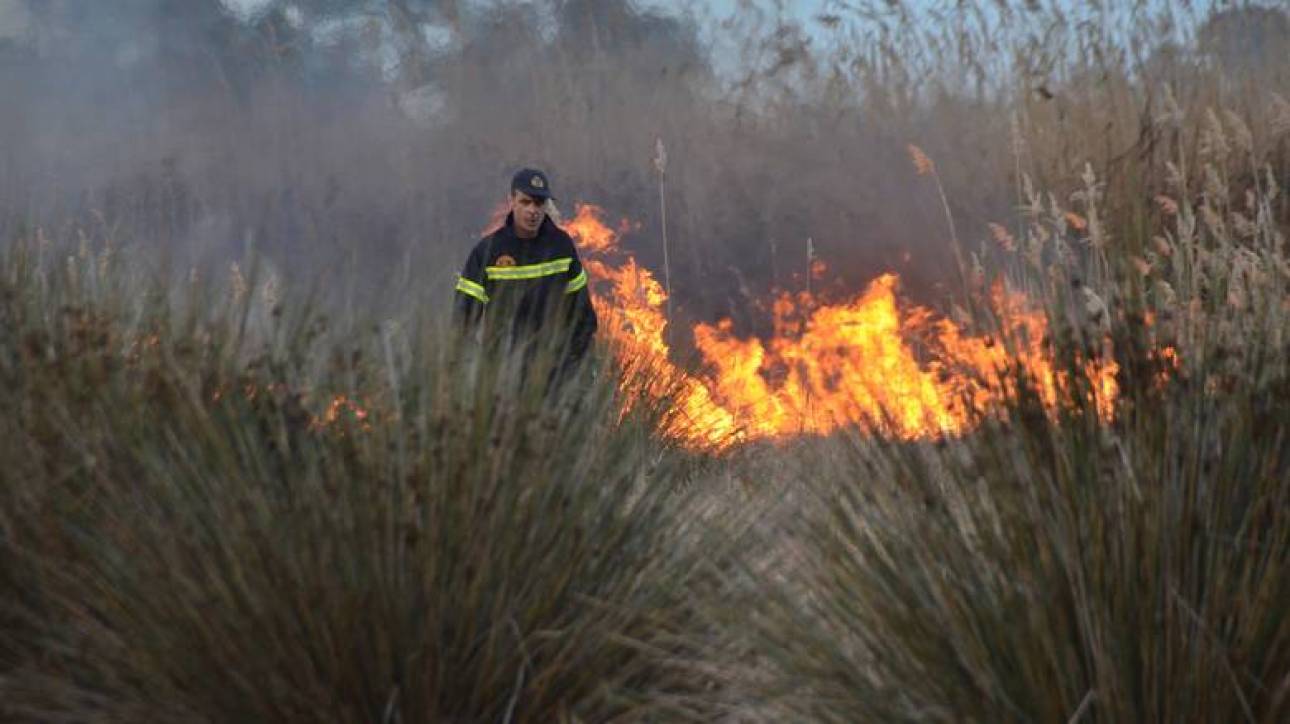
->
[455,276,489,303]
[485,257,573,280]
[565,269,587,294]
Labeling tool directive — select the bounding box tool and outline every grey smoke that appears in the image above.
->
[3,1,1277,346]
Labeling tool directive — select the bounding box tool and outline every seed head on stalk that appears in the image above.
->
[654,137,672,346]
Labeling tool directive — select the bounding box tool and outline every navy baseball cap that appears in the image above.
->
[511,168,553,200]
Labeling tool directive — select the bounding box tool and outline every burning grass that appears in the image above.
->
[570,202,1119,449]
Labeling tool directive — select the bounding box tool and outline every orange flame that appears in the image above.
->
[318,393,370,429]
[563,203,1120,450]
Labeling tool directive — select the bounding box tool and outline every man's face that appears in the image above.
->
[510,190,546,237]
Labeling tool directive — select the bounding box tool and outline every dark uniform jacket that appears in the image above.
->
[454,213,598,367]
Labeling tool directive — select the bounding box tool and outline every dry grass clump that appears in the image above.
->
[723,115,1290,722]
[0,241,721,722]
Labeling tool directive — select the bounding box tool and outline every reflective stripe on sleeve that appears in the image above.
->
[485,257,573,280]
[565,269,587,294]
[455,276,489,303]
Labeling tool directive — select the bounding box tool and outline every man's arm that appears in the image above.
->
[563,253,597,363]
[453,243,489,332]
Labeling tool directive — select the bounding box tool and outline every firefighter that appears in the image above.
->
[453,168,598,382]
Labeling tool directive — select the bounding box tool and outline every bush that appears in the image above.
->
[0,243,719,722]
[727,134,1290,721]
